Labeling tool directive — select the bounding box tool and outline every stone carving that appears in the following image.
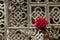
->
[8,0,28,27]
[49,7,60,24]
[31,6,45,24]
[0,0,5,40]
[7,29,45,40]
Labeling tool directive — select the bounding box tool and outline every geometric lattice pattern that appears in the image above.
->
[8,0,28,27]
[31,6,46,24]
[7,0,60,40]
[0,0,60,40]
[7,28,45,40]
[0,0,6,40]
[49,6,60,24]
[7,28,60,40]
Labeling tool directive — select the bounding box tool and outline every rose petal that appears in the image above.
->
[34,17,48,30]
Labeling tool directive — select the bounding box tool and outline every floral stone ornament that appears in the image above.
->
[34,17,54,40]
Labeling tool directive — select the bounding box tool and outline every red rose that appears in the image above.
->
[34,17,48,30]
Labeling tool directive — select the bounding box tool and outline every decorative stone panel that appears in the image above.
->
[1,0,60,40]
[30,5,46,24]
[7,28,44,40]
[48,5,60,24]
[8,0,28,27]
[0,0,6,40]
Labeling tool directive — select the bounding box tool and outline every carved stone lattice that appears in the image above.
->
[49,6,60,24]
[7,28,45,40]
[8,0,28,27]
[31,6,46,24]
[0,0,5,40]
[5,0,60,40]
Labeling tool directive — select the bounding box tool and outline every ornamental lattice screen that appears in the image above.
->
[0,0,60,40]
